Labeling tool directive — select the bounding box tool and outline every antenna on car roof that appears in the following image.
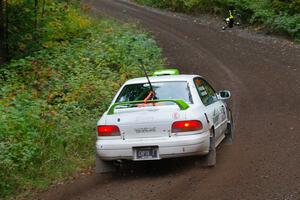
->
[138,59,156,100]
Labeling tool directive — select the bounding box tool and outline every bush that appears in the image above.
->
[6,1,91,59]
[0,18,164,199]
[134,0,300,41]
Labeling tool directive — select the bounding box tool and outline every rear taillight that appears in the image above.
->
[97,125,120,136]
[172,120,203,133]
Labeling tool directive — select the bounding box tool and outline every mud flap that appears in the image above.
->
[205,130,216,167]
[95,154,115,173]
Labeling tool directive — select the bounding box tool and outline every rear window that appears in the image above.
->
[115,81,193,104]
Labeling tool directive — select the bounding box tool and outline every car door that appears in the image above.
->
[193,77,225,141]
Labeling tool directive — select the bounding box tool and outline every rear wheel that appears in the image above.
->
[95,154,115,173]
[204,129,216,167]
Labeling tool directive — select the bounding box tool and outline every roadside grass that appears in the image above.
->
[134,0,300,42]
[0,15,164,200]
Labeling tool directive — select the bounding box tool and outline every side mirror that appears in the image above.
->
[217,90,231,100]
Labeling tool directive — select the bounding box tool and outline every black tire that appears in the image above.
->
[204,129,216,167]
[224,109,234,145]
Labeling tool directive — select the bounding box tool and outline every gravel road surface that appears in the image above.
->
[40,1,300,199]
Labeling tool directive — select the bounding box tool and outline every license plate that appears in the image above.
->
[135,147,159,160]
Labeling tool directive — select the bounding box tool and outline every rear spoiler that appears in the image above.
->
[107,99,189,115]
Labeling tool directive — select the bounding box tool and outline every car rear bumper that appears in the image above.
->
[96,131,210,160]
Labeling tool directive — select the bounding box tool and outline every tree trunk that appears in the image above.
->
[0,0,7,63]
[33,0,38,41]
[41,0,46,18]
[34,0,38,29]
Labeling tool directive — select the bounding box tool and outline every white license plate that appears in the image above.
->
[135,147,159,160]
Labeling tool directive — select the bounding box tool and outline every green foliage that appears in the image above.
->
[6,0,91,59]
[271,0,300,15]
[134,0,300,41]
[0,17,164,198]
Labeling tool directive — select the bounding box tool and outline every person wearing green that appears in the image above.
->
[222,7,240,30]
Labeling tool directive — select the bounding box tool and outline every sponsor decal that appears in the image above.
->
[213,109,219,124]
[135,127,156,133]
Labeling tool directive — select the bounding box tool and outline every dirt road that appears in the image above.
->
[40,1,300,199]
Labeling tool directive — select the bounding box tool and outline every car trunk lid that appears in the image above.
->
[105,105,186,139]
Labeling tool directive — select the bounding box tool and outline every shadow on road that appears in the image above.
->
[112,155,212,179]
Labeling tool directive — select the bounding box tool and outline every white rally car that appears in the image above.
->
[96,69,233,173]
